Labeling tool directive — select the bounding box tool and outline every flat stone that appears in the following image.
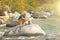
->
[6,21,18,27]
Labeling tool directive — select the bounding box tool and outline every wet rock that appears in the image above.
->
[6,21,18,27]
[0,32,5,37]
[4,24,46,36]
[21,24,46,36]
[4,25,22,36]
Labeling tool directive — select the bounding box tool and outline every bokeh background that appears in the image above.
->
[0,0,60,38]
[0,0,60,17]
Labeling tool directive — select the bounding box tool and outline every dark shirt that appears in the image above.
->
[18,15,25,20]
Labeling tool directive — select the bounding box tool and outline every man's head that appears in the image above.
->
[22,11,27,16]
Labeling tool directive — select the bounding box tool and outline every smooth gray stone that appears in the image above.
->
[21,24,46,36]
[4,24,46,36]
[6,21,18,27]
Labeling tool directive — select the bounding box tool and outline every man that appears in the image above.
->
[17,11,32,25]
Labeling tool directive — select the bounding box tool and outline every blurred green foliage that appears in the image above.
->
[0,0,53,13]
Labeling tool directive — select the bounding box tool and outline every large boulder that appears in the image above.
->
[21,24,46,36]
[4,24,46,36]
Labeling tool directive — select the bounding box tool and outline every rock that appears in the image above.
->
[4,25,21,36]
[46,35,57,40]
[0,19,5,24]
[6,21,18,27]
[0,24,6,27]
[32,11,51,19]
[8,11,21,20]
[21,24,46,36]
[4,24,46,36]
[0,32,5,37]
[14,11,21,19]
[0,11,9,24]
[32,12,40,18]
